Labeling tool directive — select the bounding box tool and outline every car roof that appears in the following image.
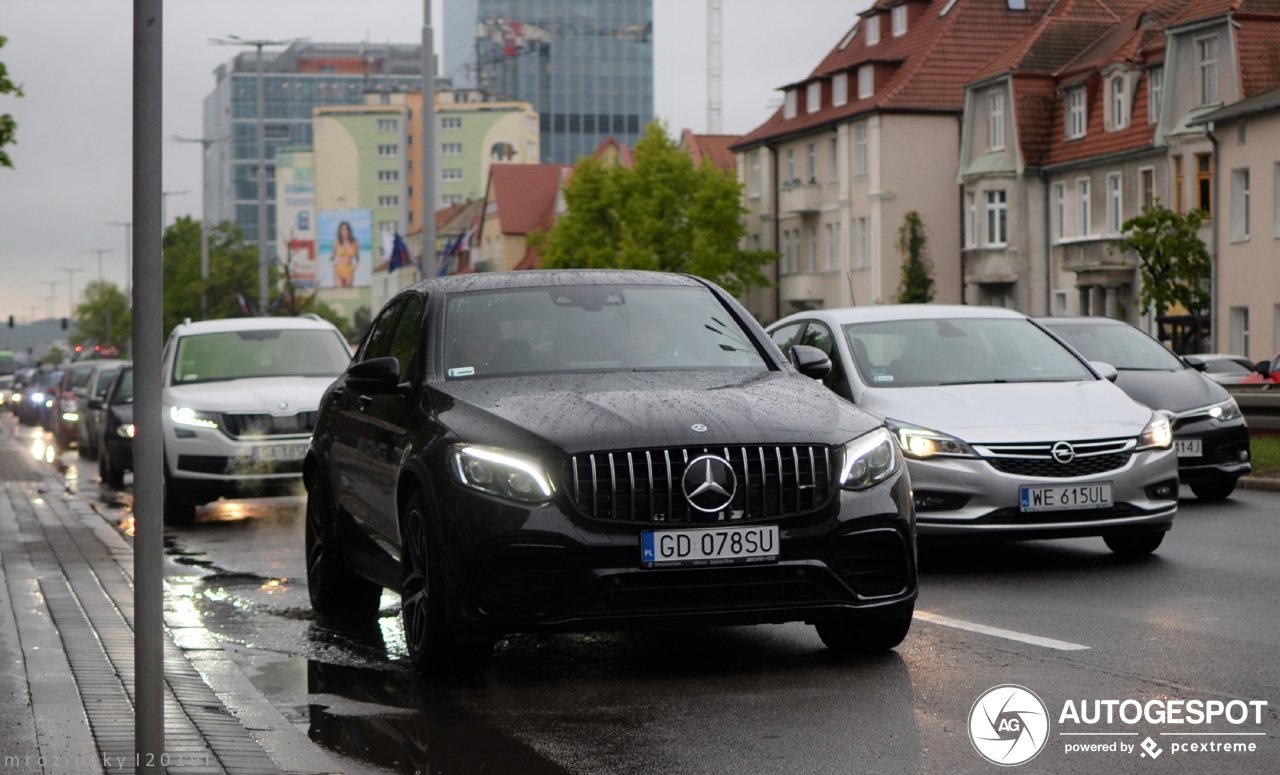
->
[1036,316,1129,327]
[775,304,1030,327]
[402,269,710,295]
[169,316,342,337]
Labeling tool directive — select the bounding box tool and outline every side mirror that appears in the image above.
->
[791,344,832,381]
[1091,361,1119,382]
[1182,355,1207,371]
[346,356,402,393]
[1256,361,1272,379]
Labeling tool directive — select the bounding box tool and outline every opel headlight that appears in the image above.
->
[884,419,977,460]
[449,444,554,504]
[1206,398,1243,422]
[1136,411,1173,450]
[839,427,901,491]
[169,406,220,430]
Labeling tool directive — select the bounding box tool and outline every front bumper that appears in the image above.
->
[164,420,310,503]
[1171,416,1251,485]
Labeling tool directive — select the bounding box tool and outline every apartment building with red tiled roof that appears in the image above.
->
[475,164,573,272]
[731,0,1057,322]
[678,131,741,174]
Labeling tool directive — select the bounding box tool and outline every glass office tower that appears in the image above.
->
[444,0,654,163]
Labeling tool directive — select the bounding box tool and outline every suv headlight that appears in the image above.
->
[1206,398,1243,422]
[839,427,901,491]
[1136,411,1173,450]
[169,406,220,430]
[884,419,977,460]
[449,444,554,504]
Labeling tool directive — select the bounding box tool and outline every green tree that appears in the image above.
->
[894,210,935,304]
[532,121,775,297]
[71,281,131,351]
[1111,203,1210,319]
[41,346,64,365]
[162,216,276,333]
[0,36,22,169]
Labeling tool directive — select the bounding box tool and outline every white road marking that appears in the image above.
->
[914,610,1090,651]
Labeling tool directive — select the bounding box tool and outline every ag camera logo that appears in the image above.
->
[969,685,1051,766]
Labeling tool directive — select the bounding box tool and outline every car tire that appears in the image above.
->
[400,489,493,675]
[1189,478,1237,502]
[162,471,197,526]
[815,606,914,654]
[1103,531,1165,556]
[305,475,381,617]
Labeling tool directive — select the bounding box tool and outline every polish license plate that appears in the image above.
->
[253,443,309,462]
[1175,438,1202,458]
[1020,482,1113,512]
[641,525,779,569]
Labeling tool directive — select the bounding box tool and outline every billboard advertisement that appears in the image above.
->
[276,150,317,288]
[316,209,374,289]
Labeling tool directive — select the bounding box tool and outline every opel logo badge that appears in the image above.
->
[1051,441,1075,464]
[278,400,290,410]
[682,455,737,513]
[691,423,708,433]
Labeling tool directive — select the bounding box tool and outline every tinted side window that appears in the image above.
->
[360,301,403,362]
[387,295,425,383]
[770,323,804,359]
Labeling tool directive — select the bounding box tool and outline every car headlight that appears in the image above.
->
[118,423,136,439]
[449,444,554,504]
[168,406,220,429]
[1136,411,1173,450]
[839,427,901,491]
[31,392,44,403]
[1206,398,1243,422]
[884,419,977,460]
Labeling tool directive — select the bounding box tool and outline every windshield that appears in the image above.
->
[173,328,351,384]
[443,285,769,378]
[94,367,121,399]
[111,369,133,405]
[1201,358,1251,375]
[1045,322,1185,370]
[841,317,1095,387]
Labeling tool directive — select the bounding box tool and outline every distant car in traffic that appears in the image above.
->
[305,270,919,674]
[94,363,133,489]
[77,359,127,459]
[53,360,101,449]
[161,316,353,523]
[1040,317,1251,501]
[767,305,1178,554]
[1185,354,1256,386]
[16,367,60,428]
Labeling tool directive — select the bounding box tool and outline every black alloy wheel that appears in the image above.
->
[400,489,493,675]
[305,474,381,617]
[1189,478,1237,502]
[162,468,197,526]
[815,605,914,654]
[1103,531,1165,556]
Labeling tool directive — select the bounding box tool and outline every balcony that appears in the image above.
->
[1056,236,1133,274]
[779,272,828,304]
[779,180,823,215]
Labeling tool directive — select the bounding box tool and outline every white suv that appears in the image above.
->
[161,316,352,523]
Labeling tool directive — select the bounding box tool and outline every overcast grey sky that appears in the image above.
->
[0,0,866,325]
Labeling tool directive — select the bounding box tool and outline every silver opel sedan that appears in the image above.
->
[767,305,1178,555]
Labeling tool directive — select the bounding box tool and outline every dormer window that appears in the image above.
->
[784,89,797,119]
[833,72,849,107]
[1110,75,1128,130]
[988,91,1005,150]
[1148,67,1163,123]
[806,82,821,113]
[866,14,880,45]
[892,5,908,36]
[1066,86,1087,139]
[858,65,874,99]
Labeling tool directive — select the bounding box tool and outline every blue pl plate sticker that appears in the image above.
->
[641,532,655,563]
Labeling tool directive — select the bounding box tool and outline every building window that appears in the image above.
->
[1077,178,1091,236]
[988,91,1004,150]
[1231,168,1250,241]
[806,143,816,183]
[442,194,464,206]
[892,5,908,36]
[442,168,463,180]
[784,90,798,119]
[1238,120,1247,145]
[786,148,796,184]
[1196,152,1212,217]
[1106,172,1123,233]
[858,65,874,99]
[1139,167,1154,210]
[807,224,818,271]
[1066,87,1087,139]
[1111,76,1128,130]
[1197,37,1218,106]
[853,217,869,269]
[1053,182,1066,241]
[832,73,848,107]
[865,15,880,46]
[985,189,1008,246]
[377,118,399,132]
[377,144,399,157]
[781,230,792,274]
[853,123,868,177]
[825,223,837,270]
[829,137,839,182]
[378,220,397,234]
[442,142,462,155]
[806,82,821,114]
[1173,155,1185,214]
[441,116,462,129]
[748,150,761,197]
[965,191,977,247]
[1148,68,1163,123]
[377,169,400,182]
[377,195,399,207]
[1230,307,1249,357]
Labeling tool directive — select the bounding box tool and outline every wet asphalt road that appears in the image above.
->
[24,418,1280,775]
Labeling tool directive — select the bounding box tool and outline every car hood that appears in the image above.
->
[857,380,1153,443]
[1112,368,1230,414]
[435,370,881,454]
[165,376,337,413]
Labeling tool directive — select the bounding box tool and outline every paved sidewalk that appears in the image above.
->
[0,425,342,774]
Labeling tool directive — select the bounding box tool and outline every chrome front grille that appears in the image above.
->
[564,444,838,523]
[219,411,318,439]
[974,438,1134,479]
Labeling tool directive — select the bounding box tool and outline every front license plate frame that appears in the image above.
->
[1175,438,1203,458]
[253,442,309,462]
[1019,482,1113,512]
[641,525,779,569]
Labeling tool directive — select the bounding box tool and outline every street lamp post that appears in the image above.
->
[84,248,114,284]
[161,189,190,231]
[57,267,85,321]
[106,220,132,295]
[172,135,229,319]
[210,35,307,315]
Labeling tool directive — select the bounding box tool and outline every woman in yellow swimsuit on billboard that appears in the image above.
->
[331,220,359,287]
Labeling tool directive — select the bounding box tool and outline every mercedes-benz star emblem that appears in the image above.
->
[1051,441,1075,464]
[691,423,708,433]
[682,455,737,513]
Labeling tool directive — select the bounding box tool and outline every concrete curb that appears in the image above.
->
[1236,475,1280,493]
